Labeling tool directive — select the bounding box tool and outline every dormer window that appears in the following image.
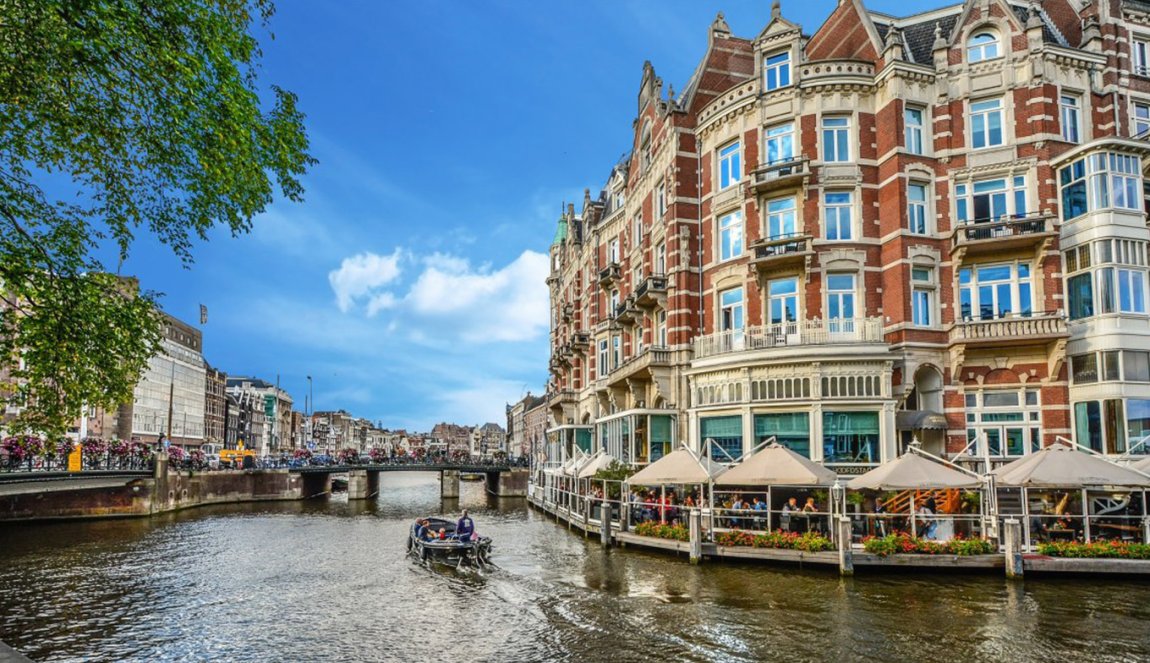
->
[764,51,791,91]
[966,32,999,63]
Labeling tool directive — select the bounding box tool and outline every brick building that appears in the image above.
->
[546,0,1150,473]
[204,365,227,446]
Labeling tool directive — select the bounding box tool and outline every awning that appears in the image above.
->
[847,451,981,491]
[992,443,1150,488]
[626,446,726,486]
[896,410,949,431]
[715,443,838,487]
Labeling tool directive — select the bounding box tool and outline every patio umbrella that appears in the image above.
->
[1131,456,1150,474]
[715,443,837,486]
[576,452,618,479]
[847,451,981,491]
[992,444,1150,488]
[626,446,726,486]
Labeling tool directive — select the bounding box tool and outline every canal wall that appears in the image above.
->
[0,469,302,522]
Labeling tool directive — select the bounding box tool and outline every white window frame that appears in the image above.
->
[958,262,1034,321]
[967,32,1000,63]
[765,122,795,165]
[824,191,853,241]
[763,51,791,91]
[904,106,925,155]
[955,176,1028,224]
[1135,36,1150,77]
[609,237,620,263]
[825,273,857,329]
[656,182,666,217]
[822,116,850,163]
[719,210,744,261]
[767,277,799,325]
[655,242,666,276]
[719,286,744,332]
[1134,101,1150,138]
[970,98,1004,149]
[908,182,929,235]
[1060,94,1082,144]
[718,140,742,190]
[633,213,643,245]
[598,339,608,376]
[656,309,668,347]
[911,267,936,327]
[766,197,797,240]
[611,335,621,368]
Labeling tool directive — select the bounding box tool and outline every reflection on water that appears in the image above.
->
[1,473,1149,662]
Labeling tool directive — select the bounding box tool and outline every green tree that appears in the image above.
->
[0,0,314,437]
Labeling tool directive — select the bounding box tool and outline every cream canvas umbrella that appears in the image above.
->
[992,444,1150,488]
[715,443,837,487]
[577,452,618,479]
[1131,456,1150,475]
[847,451,981,491]
[626,446,726,486]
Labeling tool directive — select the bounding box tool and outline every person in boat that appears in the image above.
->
[414,518,429,541]
[456,509,475,541]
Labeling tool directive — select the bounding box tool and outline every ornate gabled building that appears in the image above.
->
[546,0,1150,474]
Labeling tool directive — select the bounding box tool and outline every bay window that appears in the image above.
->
[1065,239,1149,319]
[1075,400,1127,455]
[1059,152,1142,221]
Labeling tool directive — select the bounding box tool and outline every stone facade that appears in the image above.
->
[546,0,1150,472]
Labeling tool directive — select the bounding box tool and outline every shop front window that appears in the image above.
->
[754,412,810,458]
[822,411,879,464]
[701,415,743,461]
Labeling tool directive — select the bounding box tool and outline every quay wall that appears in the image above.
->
[0,470,302,522]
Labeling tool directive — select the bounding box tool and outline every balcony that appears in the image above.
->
[749,233,813,273]
[951,213,1056,260]
[547,389,576,409]
[613,296,640,324]
[598,262,621,287]
[606,346,673,386]
[571,331,590,354]
[693,317,885,360]
[634,275,667,308]
[750,158,810,194]
[948,311,1068,348]
[561,303,573,322]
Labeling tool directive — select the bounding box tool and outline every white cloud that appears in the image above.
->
[328,248,551,344]
[328,249,405,312]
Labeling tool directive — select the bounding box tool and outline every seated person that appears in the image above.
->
[456,509,475,540]
[414,519,428,540]
[437,527,447,540]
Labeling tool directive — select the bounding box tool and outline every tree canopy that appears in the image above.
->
[0,0,314,436]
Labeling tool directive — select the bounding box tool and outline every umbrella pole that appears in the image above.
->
[1082,488,1091,542]
[661,485,666,524]
[767,485,773,532]
[1022,487,1030,552]
[910,493,916,538]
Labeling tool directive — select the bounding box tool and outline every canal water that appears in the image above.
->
[1,474,1149,662]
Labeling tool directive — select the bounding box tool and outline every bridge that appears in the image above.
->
[287,462,528,499]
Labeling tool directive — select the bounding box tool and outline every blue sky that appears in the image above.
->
[116,0,919,431]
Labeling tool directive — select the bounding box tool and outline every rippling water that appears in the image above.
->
[2,473,1149,662]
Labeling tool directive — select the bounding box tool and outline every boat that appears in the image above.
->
[460,472,484,482]
[408,517,492,567]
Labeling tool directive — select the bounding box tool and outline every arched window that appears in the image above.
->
[967,32,999,63]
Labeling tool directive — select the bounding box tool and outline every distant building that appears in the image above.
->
[507,393,546,458]
[204,365,227,446]
[226,377,293,453]
[119,312,207,447]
